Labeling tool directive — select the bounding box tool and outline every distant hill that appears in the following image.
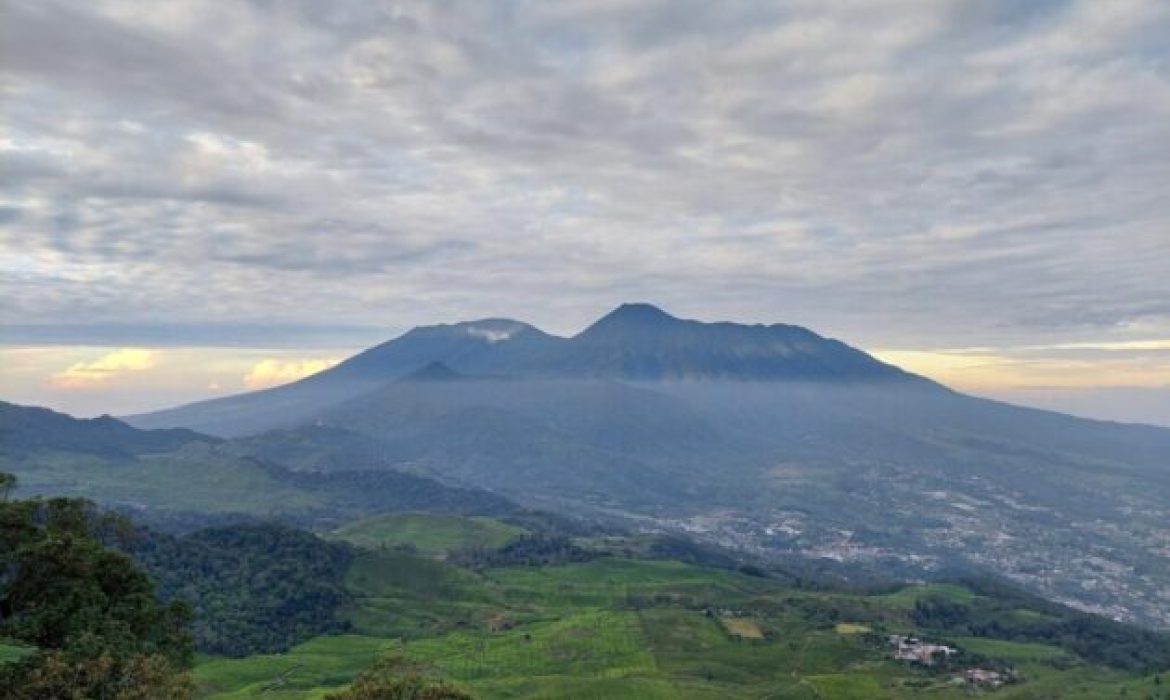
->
[0,401,519,526]
[0,400,208,458]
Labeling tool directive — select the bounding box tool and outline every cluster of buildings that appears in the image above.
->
[888,635,1013,689]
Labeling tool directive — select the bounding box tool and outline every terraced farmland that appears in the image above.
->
[189,513,1170,699]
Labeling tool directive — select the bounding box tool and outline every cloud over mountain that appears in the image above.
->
[1,0,1167,349]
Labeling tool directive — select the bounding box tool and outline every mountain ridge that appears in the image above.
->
[126,303,929,435]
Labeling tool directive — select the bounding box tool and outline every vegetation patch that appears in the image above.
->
[0,642,35,666]
[332,512,525,557]
[0,484,194,698]
[194,634,396,698]
[835,623,873,635]
[191,549,1170,700]
[135,523,354,657]
[880,583,977,609]
[951,636,1072,663]
[449,534,595,569]
[720,616,765,640]
[805,673,884,699]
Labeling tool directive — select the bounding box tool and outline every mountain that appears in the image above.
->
[127,304,923,436]
[116,304,1170,628]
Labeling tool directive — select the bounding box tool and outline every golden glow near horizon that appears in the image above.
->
[0,346,350,416]
[872,342,1170,391]
[0,340,1166,421]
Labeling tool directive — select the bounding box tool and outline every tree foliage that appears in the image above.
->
[448,534,594,570]
[0,474,193,698]
[910,577,1170,672]
[133,523,353,656]
[325,656,473,700]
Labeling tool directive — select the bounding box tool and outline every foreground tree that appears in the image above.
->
[0,474,193,699]
[326,656,473,700]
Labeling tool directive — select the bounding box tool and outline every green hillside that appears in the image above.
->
[1,425,518,529]
[193,518,1170,699]
[332,512,526,557]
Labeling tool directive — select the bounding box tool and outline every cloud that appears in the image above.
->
[50,348,158,388]
[465,325,520,344]
[0,0,1167,414]
[1021,339,1170,352]
[0,322,384,348]
[242,357,340,389]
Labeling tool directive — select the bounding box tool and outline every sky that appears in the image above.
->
[1,0,1168,425]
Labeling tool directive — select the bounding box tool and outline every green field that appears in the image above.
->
[877,582,977,609]
[193,516,1169,699]
[332,512,526,556]
[952,636,1072,662]
[196,635,396,699]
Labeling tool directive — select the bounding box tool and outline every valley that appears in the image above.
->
[191,511,1168,698]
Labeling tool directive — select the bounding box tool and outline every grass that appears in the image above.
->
[834,623,872,635]
[804,674,884,699]
[407,609,656,680]
[195,635,395,699]
[951,636,1071,662]
[332,513,526,557]
[878,583,977,609]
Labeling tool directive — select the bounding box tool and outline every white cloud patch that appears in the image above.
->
[50,348,158,388]
[465,326,517,344]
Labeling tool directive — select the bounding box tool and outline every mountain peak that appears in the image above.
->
[556,303,921,382]
[588,303,680,331]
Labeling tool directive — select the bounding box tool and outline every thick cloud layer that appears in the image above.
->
[1,0,1168,419]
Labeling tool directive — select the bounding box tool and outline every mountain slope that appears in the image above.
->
[116,304,1170,627]
[125,319,560,437]
[125,304,927,437]
[315,376,746,509]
